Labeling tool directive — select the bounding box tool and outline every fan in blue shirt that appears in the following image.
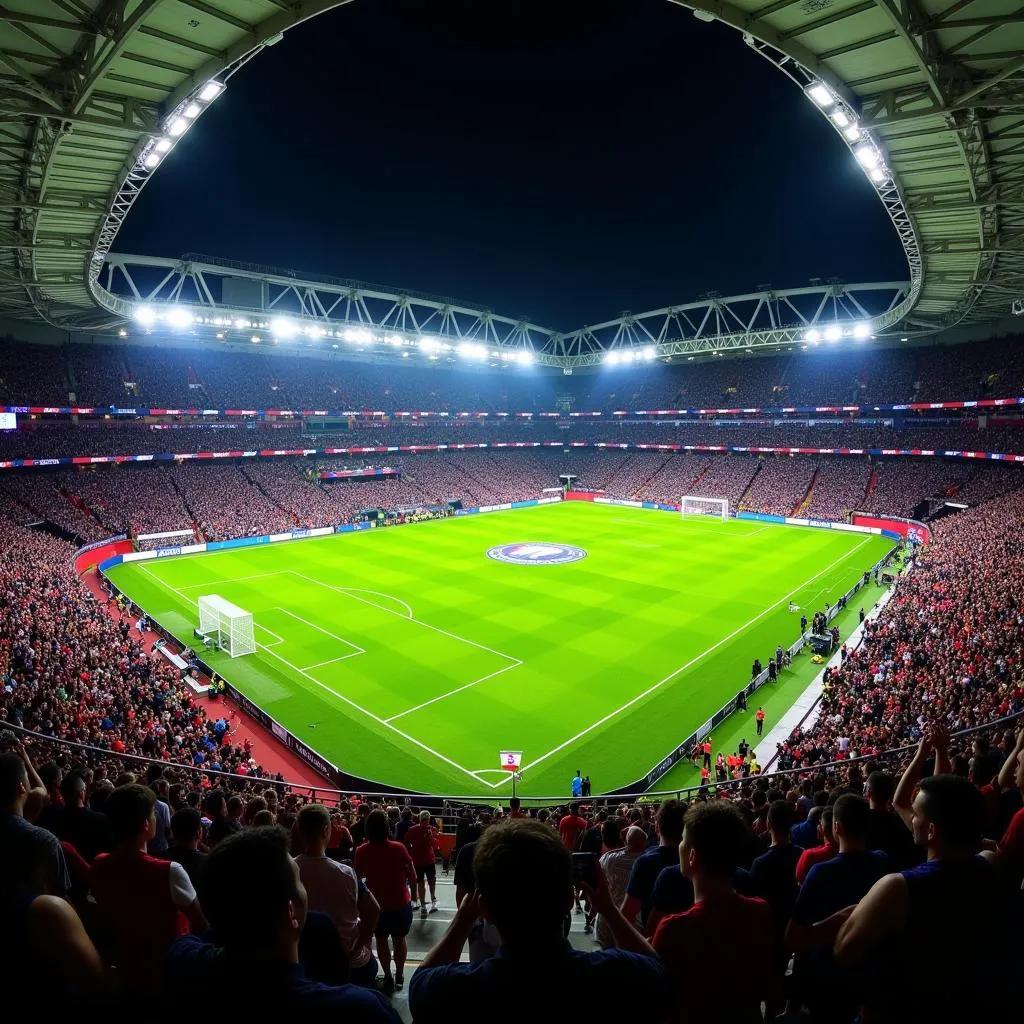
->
[410,819,673,1023]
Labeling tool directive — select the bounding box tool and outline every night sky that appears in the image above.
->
[116,0,908,332]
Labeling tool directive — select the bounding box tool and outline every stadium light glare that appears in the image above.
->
[143,152,161,169]
[642,345,657,361]
[418,336,441,353]
[457,341,487,360]
[830,109,850,128]
[387,334,403,347]
[183,103,201,120]
[807,83,834,108]
[250,334,260,343]
[854,143,880,168]
[134,305,157,326]
[270,317,296,338]
[166,306,193,329]
[605,351,620,365]
[869,166,886,183]
[843,124,861,142]
[234,318,250,329]
[516,349,533,366]
[199,81,224,103]
[118,328,128,338]
[804,328,820,343]
[154,138,172,154]
[852,322,871,339]
[166,117,189,137]
[824,324,842,343]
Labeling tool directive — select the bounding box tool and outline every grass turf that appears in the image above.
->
[104,502,893,797]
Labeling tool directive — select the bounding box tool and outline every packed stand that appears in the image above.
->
[738,457,816,518]
[867,458,973,517]
[802,459,872,521]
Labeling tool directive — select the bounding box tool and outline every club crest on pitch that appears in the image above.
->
[486,542,587,565]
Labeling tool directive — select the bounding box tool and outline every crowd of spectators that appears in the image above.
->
[0,516,266,781]
[776,488,1024,770]
[2,393,1024,1015]
[5,333,1024,410]
[802,459,873,521]
[5,445,1023,547]
[6,417,1023,470]
[738,457,816,518]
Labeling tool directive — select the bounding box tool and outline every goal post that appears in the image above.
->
[197,594,256,658]
[680,495,729,522]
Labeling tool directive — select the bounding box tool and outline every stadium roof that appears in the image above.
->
[0,1,1021,338]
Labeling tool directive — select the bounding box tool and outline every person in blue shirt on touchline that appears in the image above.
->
[571,770,583,798]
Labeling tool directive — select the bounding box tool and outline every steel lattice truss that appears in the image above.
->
[0,0,1021,345]
[102,252,910,367]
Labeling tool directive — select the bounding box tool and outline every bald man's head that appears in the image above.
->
[625,825,647,853]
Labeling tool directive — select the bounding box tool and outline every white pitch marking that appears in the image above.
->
[134,563,487,785]
[497,535,875,786]
[176,571,291,589]
[287,571,519,665]
[335,588,414,619]
[254,623,285,647]
[384,659,523,723]
[274,607,366,658]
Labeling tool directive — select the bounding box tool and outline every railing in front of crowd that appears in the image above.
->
[5,710,1020,824]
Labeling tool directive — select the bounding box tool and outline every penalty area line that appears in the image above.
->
[501,535,874,786]
[134,563,488,786]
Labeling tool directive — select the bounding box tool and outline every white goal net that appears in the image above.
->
[197,594,256,658]
[680,495,729,522]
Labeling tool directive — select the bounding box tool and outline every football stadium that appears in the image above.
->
[0,1,1022,1016]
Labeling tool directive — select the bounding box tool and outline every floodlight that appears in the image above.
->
[234,318,250,329]
[457,341,487,360]
[852,322,871,339]
[642,345,656,361]
[804,329,820,343]
[605,351,620,365]
[154,138,172,154]
[166,117,189,137]
[622,349,636,363]
[516,349,533,366]
[387,334,403,347]
[144,152,161,169]
[830,109,850,128]
[854,143,880,168]
[824,324,842,343]
[166,306,193,329]
[842,124,861,142]
[118,328,128,338]
[807,83,834,108]
[270,317,296,338]
[134,305,156,326]
[183,103,201,120]
[869,166,886,183]
[199,81,224,103]
[250,334,260,343]
[419,336,440,353]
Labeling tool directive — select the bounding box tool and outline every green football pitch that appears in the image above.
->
[104,502,893,797]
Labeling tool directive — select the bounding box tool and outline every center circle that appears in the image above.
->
[487,542,587,565]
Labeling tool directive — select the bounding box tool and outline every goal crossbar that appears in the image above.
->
[197,594,255,658]
[680,495,729,522]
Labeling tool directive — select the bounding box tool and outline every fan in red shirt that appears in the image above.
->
[795,807,839,884]
[354,809,417,995]
[589,800,779,1024]
[558,802,588,850]
[996,728,1024,888]
[404,810,440,918]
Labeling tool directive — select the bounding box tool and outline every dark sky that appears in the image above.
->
[116,0,907,332]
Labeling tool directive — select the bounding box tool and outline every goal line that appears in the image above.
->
[680,495,728,522]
